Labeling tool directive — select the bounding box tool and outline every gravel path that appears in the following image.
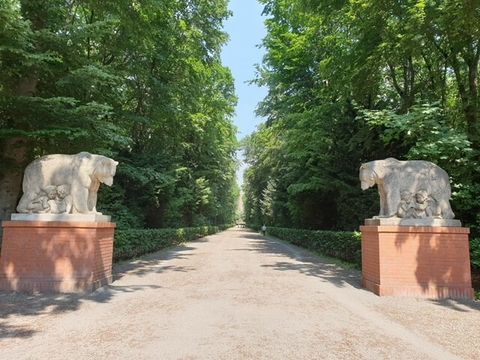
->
[0,228,479,360]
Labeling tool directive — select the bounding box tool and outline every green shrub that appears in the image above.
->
[471,238,480,269]
[114,225,231,261]
[268,228,480,272]
[247,223,261,231]
[266,227,362,266]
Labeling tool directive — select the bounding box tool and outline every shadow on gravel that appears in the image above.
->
[114,244,196,281]
[0,323,35,339]
[240,230,480,311]
[235,230,361,289]
[427,298,480,312]
[0,243,198,340]
[0,284,160,340]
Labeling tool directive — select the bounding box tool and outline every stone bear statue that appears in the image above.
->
[359,158,455,219]
[16,152,118,214]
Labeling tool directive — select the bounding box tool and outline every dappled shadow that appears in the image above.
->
[85,284,162,304]
[0,234,202,339]
[0,283,161,339]
[113,245,196,281]
[234,231,362,290]
[262,261,361,289]
[0,222,113,293]
[0,323,35,339]
[427,298,480,312]
[242,234,263,240]
[364,225,479,311]
[0,221,114,339]
[393,227,478,309]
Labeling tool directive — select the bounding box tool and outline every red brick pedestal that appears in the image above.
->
[0,221,115,293]
[360,225,474,299]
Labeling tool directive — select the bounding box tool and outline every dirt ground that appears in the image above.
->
[0,228,479,360]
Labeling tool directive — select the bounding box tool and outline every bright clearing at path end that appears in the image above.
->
[221,0,268,186]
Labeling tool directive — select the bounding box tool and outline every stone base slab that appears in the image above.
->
[364,217,462,227]
[360,225,474,299]
[362,278,474,299]
[11,213,111,222]
[0,221,115,293]
[0,275,113,293]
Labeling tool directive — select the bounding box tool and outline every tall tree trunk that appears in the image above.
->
[0,137,29,222]
[452,56,479,148]
[0,76,37,223]
[466,56,479,148]
[387,57,416,114]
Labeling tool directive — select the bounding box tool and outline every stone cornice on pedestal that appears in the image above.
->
[10,213,111,222]
[364,217,462,227]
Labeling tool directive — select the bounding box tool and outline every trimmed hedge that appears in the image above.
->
[114,225,231,262]
[266,227,362,266]
[248,223,261,231]
[265,227,480,272]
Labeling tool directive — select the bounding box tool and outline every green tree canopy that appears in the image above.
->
[244,0,480,234]
[0,0,239,228]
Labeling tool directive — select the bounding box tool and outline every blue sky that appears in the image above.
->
[220,0,267,185]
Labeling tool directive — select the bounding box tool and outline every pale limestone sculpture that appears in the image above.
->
[17,152,118,214]
[24,186,56,213]
[26,185,72,214]
[396,190,415,218]
[359,158,455,219]
[47,185,73,214]
[411,189,434,219]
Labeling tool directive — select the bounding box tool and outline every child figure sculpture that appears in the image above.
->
[26,186,57,213]
[47,185,73,214]
[413,189,433,219]
[396,190,415,218]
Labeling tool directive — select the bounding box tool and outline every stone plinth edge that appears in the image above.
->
[364,218,462,227]
[2,220,115,229]
[11,213,111,222]
[360,225,469,234]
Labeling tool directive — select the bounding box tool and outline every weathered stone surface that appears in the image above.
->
[10,213,111,222]
[364,217,462,227]
[16,152,118,215]
[359,158,455,221]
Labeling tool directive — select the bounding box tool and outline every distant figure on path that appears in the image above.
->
[261,224,267,236]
